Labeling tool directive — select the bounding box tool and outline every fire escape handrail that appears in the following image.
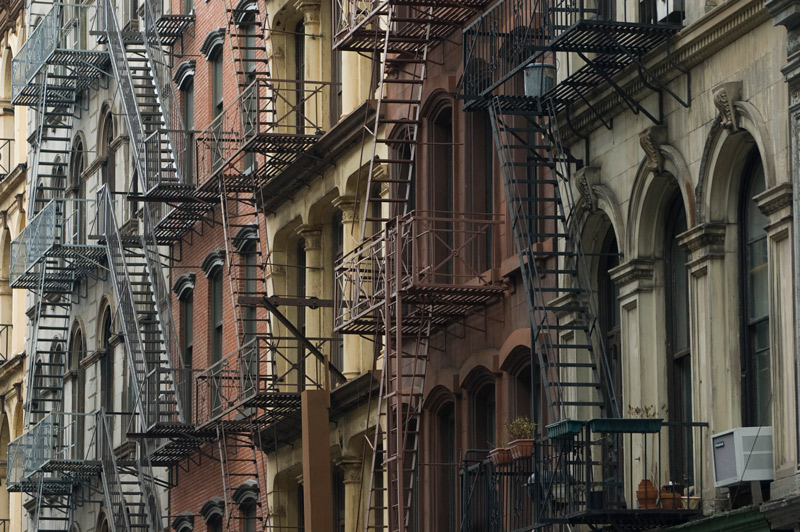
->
[102,1,186,420]
[142,0,187,188]
[11,3,59,102]
[97,411,133,532]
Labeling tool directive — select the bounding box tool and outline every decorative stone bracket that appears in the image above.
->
[712,81,743,131]
[639,126,668,174]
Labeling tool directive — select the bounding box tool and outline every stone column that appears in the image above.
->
[679,223,735,512]
[768,0,800,480]
[295,0,325,131]
[756,183,797,494]
[299,225,324,387]
[609,260,668,489]
[332,196,366,380]
[336,456,364,532]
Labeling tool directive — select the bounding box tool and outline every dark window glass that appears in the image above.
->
[598,227,621,409]
[296,239,307,390]
[665,196,693,485]
[741,154,770,426]
[331,213,344,372]
[295,20,305,133]
[472,383,496,449]
[180,291,194,421]
[435,403,456,531]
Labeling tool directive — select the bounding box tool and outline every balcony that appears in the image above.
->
[334,211,504,334]
[333,0,491,53]
[461,420,707,531]
[193,337,344,427]
[6,412,100,493]
[195,78,335,192]
[9,198,104,291]
[462,0,682,109]
[11,2,109,106]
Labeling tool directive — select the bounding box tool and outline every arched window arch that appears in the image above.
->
[739,149,770,427]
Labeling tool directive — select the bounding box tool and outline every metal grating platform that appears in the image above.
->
[156,14,195,45]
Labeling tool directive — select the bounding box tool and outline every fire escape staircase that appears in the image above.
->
[459,0,691,528]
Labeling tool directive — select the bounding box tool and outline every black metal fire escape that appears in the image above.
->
[333,2,501,532]
[460,0,696,529]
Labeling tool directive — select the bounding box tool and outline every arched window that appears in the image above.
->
[101,113,115,195]
[69,326,86,458]
[101,307,114,414]
[295,238,307,390]
[665,194,692,483]
[598,226,621,410]
[294,19,305,132]
[470,377,496,449]
[429,105,454,282]
[433,401,456,531]
[739,151,770,427]
[69,137,86,244]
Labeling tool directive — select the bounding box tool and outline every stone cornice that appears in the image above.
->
[609,260,654,289]
[754,182,793,217]
[561,0,770,146]
[678,222,727,255]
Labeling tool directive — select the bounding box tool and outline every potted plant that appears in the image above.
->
[488,440,512,466]
[636,479,658,509]
[506,416,536,459]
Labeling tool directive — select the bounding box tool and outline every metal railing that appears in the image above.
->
[12,3,60,101]
[97,411,134,532]
[195,78,333,187]
[9,198,101,286]
[7,412,96,489]
[460,420,705,530]
[0,139,14,176]
[334,211,502,332]
[461,451,535,532]
[100,189,184,429]
[193,336,337,426]
[0,324,11,362]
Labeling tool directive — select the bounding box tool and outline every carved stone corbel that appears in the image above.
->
[712,81,743,131]
[574,166,600,212]
[639,126,667,174]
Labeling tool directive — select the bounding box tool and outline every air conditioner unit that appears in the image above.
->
[711,426,773,488]
[656,0,684,23]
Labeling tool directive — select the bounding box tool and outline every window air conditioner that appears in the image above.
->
[711,426,773,488]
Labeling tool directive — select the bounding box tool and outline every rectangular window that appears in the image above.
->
[181,293,194,421]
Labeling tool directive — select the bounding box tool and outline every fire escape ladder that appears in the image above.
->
[223,0,272,93]
[34,472,74,532]
[358,4,431,241]
[220,181,272,352]
[102,2,186,426]
[216,423,269,532]
[361,224,432,532]
[97,412,136,532]
[28,67,76,217]
[488,95,617,424]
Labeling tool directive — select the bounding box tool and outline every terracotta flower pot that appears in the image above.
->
[508,438,535,460]
[636,479,658,509]
[660,490,682,510]
[489,447,512,466]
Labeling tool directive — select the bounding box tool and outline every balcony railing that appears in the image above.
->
[195,78,334,189]
[12,2,107,105]
[0,324,11,362]
[461,420,706,530]
[462,0,683,101]
[334,211,503,333]
[0,139,14,177]
[7,412,97,491]
[9,198,102,288]
[193,337,341,426]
